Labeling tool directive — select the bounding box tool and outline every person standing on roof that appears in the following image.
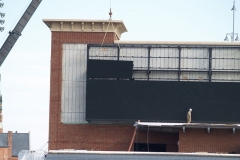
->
[187,108,192,123]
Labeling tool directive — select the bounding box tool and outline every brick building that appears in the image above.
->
[0,77,30,160]
[43,19,240,153]
[0,131,30,160]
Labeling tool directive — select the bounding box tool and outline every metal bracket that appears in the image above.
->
[207,127,210,133]
[9,30,22,36]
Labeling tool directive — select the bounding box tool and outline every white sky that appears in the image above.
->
[0,0,239,151]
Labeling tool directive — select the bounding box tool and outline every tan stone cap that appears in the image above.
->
[115,40,240,46]
[48,150,240,157]
[43,19,128,39]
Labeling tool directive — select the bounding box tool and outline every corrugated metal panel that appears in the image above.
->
[149,71,178,81]
[61,112,85,123]
[182,48,209,58]
[88,45,240,82]
[211,48,240,82]
[150,48,179,69]
[120,48,148,70]
[181,48,209,70]
[212,72,240,82]
[89,47,117,60]
[61,44,87,123]
[180,72,208,82]
[133,71,147,80]
[212,48,240,70]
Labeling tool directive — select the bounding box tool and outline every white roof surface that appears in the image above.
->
[134,122,240,129]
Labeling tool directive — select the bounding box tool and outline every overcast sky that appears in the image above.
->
[0,0,239,151]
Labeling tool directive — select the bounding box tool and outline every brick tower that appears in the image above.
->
[43,19,130,150]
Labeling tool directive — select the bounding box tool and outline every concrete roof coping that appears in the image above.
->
[47,150,240,157]
[43,19,127,39]
[43,19,125,23]
[115,40,240,46]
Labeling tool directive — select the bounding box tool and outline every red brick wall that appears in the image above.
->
[179,128,240,153]
[49,31,117,150]
[49,31,178,152]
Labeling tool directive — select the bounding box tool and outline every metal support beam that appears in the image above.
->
[182,127,185,132]
[207,127,210,133]
[178,47,181,81]
[233,128,235,134]
[208,48,212,82]
[87,45,90,60]
[86,45,90,80]
[147,47,151,81]
[88,44,240,49]
[117,46,120,61]
[128,127,138,151]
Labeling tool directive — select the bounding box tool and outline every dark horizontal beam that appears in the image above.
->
[88,44,240,49]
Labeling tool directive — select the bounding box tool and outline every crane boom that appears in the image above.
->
[0,0,42,66]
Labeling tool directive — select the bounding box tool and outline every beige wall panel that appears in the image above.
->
[61,44,87,123]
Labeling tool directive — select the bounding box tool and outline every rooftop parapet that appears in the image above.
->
[43,19,128,39]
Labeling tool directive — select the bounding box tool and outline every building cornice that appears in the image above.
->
[43,19,127,39]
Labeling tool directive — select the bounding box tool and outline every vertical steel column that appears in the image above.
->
[147,47,151,81]
[178,47,181,81]
[86,45,90,80]
[87,45,90,60]
[208,48,212,82]
[117,46,120,61]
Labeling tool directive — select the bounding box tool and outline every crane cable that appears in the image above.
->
[101,0,121,52]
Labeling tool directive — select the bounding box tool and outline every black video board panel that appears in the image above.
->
[87,60,133,79]
[86,80,240,123]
